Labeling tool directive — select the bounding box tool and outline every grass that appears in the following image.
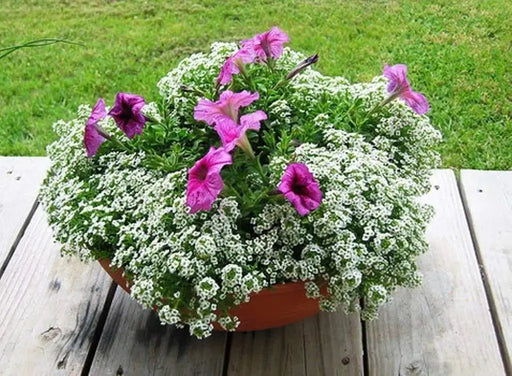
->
[1,0,511,169]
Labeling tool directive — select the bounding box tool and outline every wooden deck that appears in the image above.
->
[0,156,511,376]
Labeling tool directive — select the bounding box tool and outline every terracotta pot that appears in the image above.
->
[99,259,322,331]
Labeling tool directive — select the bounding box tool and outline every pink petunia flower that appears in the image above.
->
[382,64,429,115]
[194,90,259,126]
[217,47,256,85]
[186,147,233,214]
[214,110,267,153]
[242,26,289,61]
[108,92,146,139]
[84,98,110,158]
[278,163,322,216]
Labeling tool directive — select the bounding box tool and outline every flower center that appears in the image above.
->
[291,179,309,197]
[261,39,271,58]
[120,103,133,121]
[196,164,209,181]
[394,85,409,97]
[222,105,237,122]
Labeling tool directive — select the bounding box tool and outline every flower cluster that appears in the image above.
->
[40,27,440,338]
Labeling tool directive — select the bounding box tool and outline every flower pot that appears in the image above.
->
[99,259,321,331]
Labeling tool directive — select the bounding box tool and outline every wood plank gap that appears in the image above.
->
[81,281,117,376]
[0,198,39,280]
[222,332,233,376]
[361,322,369,376]
[360,301,369,376]
[457,175,512,376]
[302,330,308,375]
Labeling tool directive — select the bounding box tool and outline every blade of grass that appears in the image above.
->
[0,38,85,59]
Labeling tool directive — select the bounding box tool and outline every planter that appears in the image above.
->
[99,259,321,331]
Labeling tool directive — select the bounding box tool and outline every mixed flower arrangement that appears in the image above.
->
[41,27,441,338]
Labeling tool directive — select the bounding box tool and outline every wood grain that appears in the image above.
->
[0,156,49,268]
[227,311,363,376]
[460,170,512,372]
[0,208,113,375]
[89,290,228,375]
[365,169,506,375]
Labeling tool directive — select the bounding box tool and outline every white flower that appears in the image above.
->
[196,277,220,300]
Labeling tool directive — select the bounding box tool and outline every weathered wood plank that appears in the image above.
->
[0,156,49,268]
[0,208,113,375]
[366,169,506,375]
[227,312,364,375]
[460,170,512,372]
[89,289,228,375]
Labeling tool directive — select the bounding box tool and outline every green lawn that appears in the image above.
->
[1,0,511,169]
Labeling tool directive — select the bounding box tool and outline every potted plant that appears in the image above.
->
[40,27,441,338]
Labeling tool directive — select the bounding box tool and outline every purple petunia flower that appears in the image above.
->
[84,98,110,158]
[108,92,146,139]
[382,64,429,115]
[242,26,289,61]
[194,90,259,126]
[186,147,233,214]
[214,110,267,153]
[217,47,256,85]
[278,163,322,216]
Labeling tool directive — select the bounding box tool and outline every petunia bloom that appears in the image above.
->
[214,110,267,154]
[109,92,146,139]
[186,147,233,214]
[242,26,289,61]
[84,98,110,158]
[278,163,322,216]
[382,64,429,115]
[217,47,256,85]
[194,90,259,126]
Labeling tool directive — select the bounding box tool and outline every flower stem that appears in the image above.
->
[243,143,255,159]
[179,84,207,97]
[254,155,269,184]
[238,63,256,92]
[266,57,276,72]
[109,136,130,151]
[238,133,257,160]
[252,187,273,206]
[223,182,242,201]
[273,78,287,90]
[369,94,397,115]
